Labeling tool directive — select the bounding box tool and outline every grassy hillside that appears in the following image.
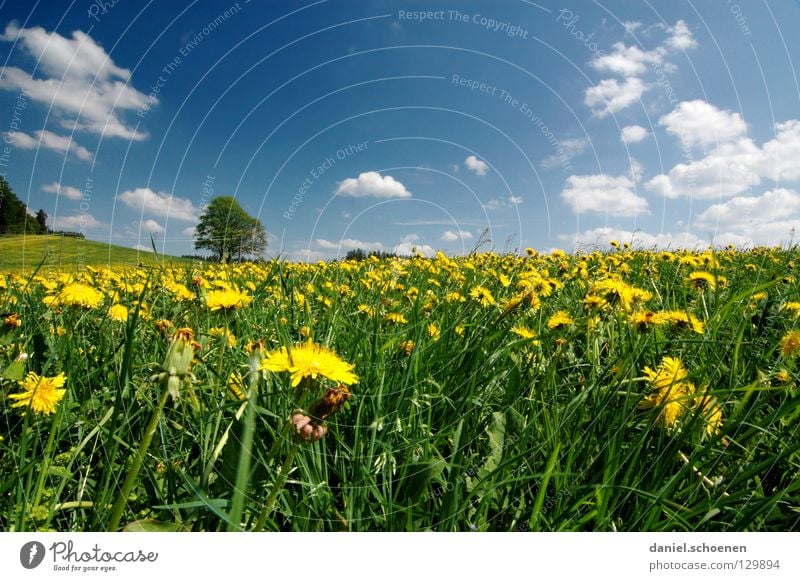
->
[0,234,190,273]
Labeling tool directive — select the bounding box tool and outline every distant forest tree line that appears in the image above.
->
[0,176,84,238]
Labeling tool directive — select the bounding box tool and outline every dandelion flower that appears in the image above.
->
[108,304,128,323]
[261,341,358,387]
[469,286,495,307]
[53,283,104,308]
[205,288,253,311]
[686,271,724,291]
[547,310,573,330]
[427,323,441,340]
[779,330,800,358]
[8,372,67,415]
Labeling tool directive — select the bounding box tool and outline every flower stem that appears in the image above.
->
[252,442,299,531]
[107,381,170,531]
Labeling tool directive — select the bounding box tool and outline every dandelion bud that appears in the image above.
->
[162,327,198,378]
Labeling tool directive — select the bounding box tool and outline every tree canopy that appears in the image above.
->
[194,196,266,262]
[0,176,49,235]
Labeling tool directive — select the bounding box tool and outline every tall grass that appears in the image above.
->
[0,246,798,531]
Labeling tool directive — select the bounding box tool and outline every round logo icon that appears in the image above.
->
[20,541,46,569]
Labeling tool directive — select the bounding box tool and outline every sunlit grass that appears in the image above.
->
[0,245,798,531]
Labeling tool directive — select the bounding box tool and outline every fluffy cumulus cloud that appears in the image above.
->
[564,227,707,250]
[335,172,411,198]
[584,77,648,118]
[621,125,649,144]
[464,155,489,176]
[316,238,384,251]
[42,181,83,200]
[585,20,696,117]
[441,229,473,242]
[659,100,747,147]
[51,212,104,230]
[692,188,800,245]
[561,174,649,217]
[0,23,150,140]
[138,219,165,234]
[645,119,800,199]
[592,42,663,77]
[7,130,92,160]
[117,188,199,222]
[664,19,698,50]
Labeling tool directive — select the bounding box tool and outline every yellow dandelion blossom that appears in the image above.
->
[397,339,415,356]
[779,330,800,358]
[208,326,237,347]
[261,341,358,387]
[357,304,375,316]
[686,271,725,291]
[640,357,693,431]
[53,283,104,308]
[427,323,441,340]
[107,304,128,323]
[469,286,495,307]
[8,372,67,415]
[205,288,253,311]
[547,310,573,330]
[386,312,408,324]
[782,302,800,317]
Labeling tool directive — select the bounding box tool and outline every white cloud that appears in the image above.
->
[629,159,644,182]
[393,241,435,256]
[540,138,588,169]
[585,20,695,118]
[335,171,411,198]
[181,226,196,237]
[42,181,83,200]
[290,249,329,262]
[132,244,154,252]
[0,24,151,140]
[450,164,460,172]
[623,21,642,33]
[561,174,650,217]
[51,212,104,230]
[659,100,746,147]
[584,77,648,118]
[621,125,649,144]
[341,211,352,220]
[565,227,707,250]
[316,238,384,251]
[696,188,800,230]
[441,230,473,242]
[117,188,199,222]
[645,119,800,200]
[138,219,164,234]
[483,196,524,210]
[464,155,489,176]
[592,42,662,77]
[665,20,697,50]
[7,130,92,160]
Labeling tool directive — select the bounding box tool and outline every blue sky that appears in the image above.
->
[1,0,799,260]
